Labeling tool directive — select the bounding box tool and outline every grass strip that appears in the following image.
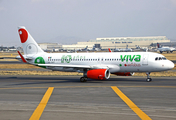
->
[134,71,176,77]
[0,64,40,69]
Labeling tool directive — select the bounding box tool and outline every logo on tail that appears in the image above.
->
[18,29,28,43]
[157,43,161,48]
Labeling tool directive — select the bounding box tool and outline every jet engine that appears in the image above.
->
[87,69,110,80]
[114,72,134,76]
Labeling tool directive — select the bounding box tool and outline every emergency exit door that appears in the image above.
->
[142,54,148,65]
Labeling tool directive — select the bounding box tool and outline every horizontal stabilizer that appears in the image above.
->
[17,51,27,63]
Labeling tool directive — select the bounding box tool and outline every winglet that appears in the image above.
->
[17,51,27,63]
[108,48,112,52]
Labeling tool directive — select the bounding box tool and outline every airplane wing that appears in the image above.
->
[37,64,118,73]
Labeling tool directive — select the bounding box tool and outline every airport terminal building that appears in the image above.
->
[62,36,170,50]
[38,43,62,51]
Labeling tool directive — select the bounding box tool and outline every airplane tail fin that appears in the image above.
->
[18,26,44,55]
[126,45,128,49]
[157,43,161,48]
[108,48,112,52]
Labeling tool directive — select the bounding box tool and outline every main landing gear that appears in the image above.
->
[146,72,152,82]
[80,77,87,82]
[80,69,88,82]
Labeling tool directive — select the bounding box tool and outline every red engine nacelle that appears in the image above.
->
[87,69,110,80]
[114,72,134,76]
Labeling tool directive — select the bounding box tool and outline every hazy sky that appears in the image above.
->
[0,0,176,46]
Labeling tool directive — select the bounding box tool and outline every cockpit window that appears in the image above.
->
[155,57,167,61]
[162,57,167,60]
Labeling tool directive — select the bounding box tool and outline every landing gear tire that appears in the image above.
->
[80,77,87,82]
[146,78,152,82]
[146,72,152,82]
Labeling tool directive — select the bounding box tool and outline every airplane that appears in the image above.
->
[114,45,132,52]
[88,45,101,51]
[119,45,133,52]
[16,26,174,82]
[81,46,89,51]
[113,47,120,52]
[157,43,175,53]
[134,45,148,52]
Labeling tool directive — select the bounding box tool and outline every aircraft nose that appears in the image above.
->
[167,61,174,69]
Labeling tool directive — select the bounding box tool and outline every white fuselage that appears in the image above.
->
[25,52,174,73]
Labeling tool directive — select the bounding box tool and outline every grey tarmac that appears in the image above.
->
[0,75,176,120]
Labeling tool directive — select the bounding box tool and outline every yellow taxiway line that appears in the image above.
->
[29,87,54,120]
[1,85,173,119]
[111,86,151,120]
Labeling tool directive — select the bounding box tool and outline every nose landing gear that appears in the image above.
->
[146,72,152,82]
